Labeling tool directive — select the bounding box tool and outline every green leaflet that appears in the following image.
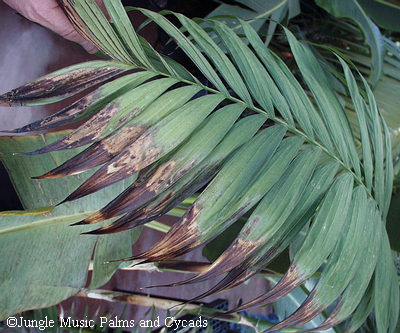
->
[285,28,362,179]
[225,161,340,312]
[188,148,329,289]
[361,78,386,214]
[382,117,394,218]
[237,173,354,308]
[313,186,370,304]
[341,60,374,192]
[138,8,229,96]
[345,284,375,333]
[195,125,288,237]
[212,21,281,120]
[241,20,320,141]
[208,136,305,235]
[98,78,179,138]
[67,0,133,63]
[207,0,289,37]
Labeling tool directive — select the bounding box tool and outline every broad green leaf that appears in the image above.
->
[90,226,142,288]
[0,131,140,320]
[316,0,384,86]
[357,0,400,32]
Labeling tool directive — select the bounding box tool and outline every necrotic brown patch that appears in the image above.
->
[0,66,125,106]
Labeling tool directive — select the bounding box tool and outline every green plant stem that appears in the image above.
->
[77,288,303,332]
[146,220,170,233]
[118,260,322,279]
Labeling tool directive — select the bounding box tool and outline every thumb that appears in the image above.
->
[59,27,98,54]
[4,0,99,54]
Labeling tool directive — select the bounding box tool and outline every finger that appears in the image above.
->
[59,27,98,54]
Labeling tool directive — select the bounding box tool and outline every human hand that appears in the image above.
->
[3,0,105,54]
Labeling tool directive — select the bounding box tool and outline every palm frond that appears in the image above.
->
[0,0,398,331]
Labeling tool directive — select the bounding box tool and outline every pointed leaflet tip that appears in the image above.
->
[81,230,102,235]
[17,151,42,156]
[31,172,55,180]
[228,266,301,313]
[268,291,325,331]
[56,197,70,207]
[70,220,88,226]
[81,226,116,235]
